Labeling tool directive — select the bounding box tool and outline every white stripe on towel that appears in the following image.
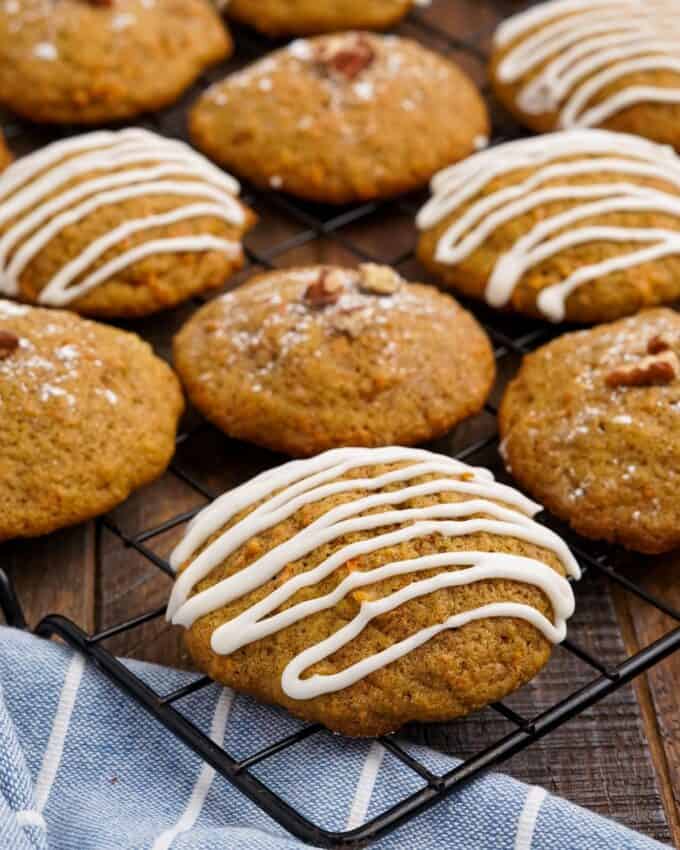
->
[15,810,47,830]
[346,742,386,831]
[515,786,548,850]
[151,687,235,850]
[34,653,85,813]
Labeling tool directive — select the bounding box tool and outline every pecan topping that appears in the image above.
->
[315,35,376,81]
[605,350,679,388]
[303,269,346,308]
[0,329,19,359]
[331,311,367,339]
[359,263,402,295]
[647,334,673,355]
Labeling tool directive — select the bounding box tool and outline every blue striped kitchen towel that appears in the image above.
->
[0,625,669,850]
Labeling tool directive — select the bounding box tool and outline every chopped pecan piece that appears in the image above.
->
[359,263,402,295]
[647,334,673,355]
[331,311,367,339]
[315,35,375,81]
[303,269,346,308]
[0,330,19,359]
[605,350,679,388]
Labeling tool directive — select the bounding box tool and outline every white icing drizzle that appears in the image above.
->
[416,129,680,321]
[0,128,245,306]
[494,0,680,129]
[168,447,579,701]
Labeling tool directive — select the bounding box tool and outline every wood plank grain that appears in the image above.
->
[2,523,96,632]
[613,556,680,845]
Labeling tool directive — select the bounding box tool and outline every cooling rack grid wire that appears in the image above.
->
[1,2,680,847]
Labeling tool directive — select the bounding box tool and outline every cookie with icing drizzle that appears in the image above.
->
[417,129,680,323]
[500,308,680,554]
[190,32,489,204]
[172,264,495,456]
[168,446,579,736]
[225,0,413,37]
[0,128,255,318]
[0,0,230,124]
[0,299,183,541]
[490,0,680,149]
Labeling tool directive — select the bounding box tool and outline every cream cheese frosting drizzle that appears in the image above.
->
[416,129,680,321]
[168,446,579,701]
[494,0,680,129]
[0,128,245,306]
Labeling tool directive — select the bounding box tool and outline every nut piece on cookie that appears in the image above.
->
[173,264,495,456]
[647,334,674,355]
[359,263,401,294]
[0,300,183,542]
[417,129,680,324]
[605,350,679,388]
[489,0,680,150]
[190,33,489,204]
[0,128,256,318]
[0,329,19,358]
[225,0,413,37]
[315,33,376,79]
[168,445,579,735]
[499,308,680,554]
[0,0,231,123]
[303,269,347,307]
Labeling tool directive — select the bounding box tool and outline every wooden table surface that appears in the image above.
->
[1,1,679,846]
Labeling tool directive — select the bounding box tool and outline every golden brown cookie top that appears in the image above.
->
[226,0,413,36]
[173,264,495,456]
[0,298,184,540]
[0,128,255,318]
[0,0,231,123]
[190,32,489,203]
[417,128,680,323]
[499,308,680,553]
[0,299,147,412]
[490,0,680,146]
[168,446,578,723]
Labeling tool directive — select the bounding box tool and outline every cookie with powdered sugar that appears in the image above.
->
[489,0,680,149]
[190,32,488,204]
[0,0,230,124]
[0,128,255,318]
[500,308,680,554]
[173,264,495,456]
[417,129,680,324]
[167,445,579,736]
[225,0,413,36]
[0,300,183,541]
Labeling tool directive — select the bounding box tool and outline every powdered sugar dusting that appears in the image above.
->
[33,42,58,61]
[96,387,119,405]
[202,267,447,394]
[111,13,136,31]
[55,344,79,363]
[208,32,450,144]
[353,81,374,101]
[0,308,132,413]
[39,383,75,406]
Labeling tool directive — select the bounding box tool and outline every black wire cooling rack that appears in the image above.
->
[2,2,680,847]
